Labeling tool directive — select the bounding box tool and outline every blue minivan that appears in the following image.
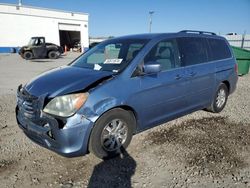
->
[16,30,238,159]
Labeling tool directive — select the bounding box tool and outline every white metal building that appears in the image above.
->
[0,3,89,53]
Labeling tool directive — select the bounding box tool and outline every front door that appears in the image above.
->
[131,39,188,130]
[32,38,47,58]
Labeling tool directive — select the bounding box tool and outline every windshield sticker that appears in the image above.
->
[94,64,102,71]
[104,59,123,64]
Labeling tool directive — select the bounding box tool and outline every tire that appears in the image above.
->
[207,83,229,113]
[48,51,59,59]
[23,51,33,60]
[88,108,135,159]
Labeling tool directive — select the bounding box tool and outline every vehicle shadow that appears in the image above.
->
[30,55,66,62]
[87,149,136,188]
[30,59,53,63]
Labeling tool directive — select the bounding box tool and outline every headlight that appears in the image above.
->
[43,93,89,117]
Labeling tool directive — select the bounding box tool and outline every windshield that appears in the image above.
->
[71,38,149,73]
[28,38,36,46]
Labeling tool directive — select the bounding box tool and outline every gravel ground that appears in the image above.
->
[0,53,250,188]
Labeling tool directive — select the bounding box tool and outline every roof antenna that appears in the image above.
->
[18,0,22,6]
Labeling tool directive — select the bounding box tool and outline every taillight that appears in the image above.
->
[235,63,238,74]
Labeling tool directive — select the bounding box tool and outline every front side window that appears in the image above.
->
[72,39,148,73]
[144,40,179,71]
[177,37,209,66]
[126,43,145,62]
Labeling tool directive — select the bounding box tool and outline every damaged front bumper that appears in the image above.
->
[16,85,94,157]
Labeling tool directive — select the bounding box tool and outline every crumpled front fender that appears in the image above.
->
[80,97,124,123]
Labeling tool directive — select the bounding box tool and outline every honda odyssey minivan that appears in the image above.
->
[16,30,238,159]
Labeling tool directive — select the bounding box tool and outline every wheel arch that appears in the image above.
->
[47,49,55,55]
[23,49,33,54]
[95,105,138,133]
[85,105,138,154]
[222,80,230,93]
[112,105,138,132]
[46,46,59,54]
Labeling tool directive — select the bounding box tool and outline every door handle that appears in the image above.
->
[189,72,197,77]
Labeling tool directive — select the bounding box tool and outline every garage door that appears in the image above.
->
[58,23,81,31]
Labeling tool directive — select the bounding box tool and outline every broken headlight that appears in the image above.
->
[43,93,89,117]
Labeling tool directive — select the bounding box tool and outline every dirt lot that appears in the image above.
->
[0,53,250,188]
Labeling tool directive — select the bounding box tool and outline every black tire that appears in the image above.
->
[48,51,59,59]
[23,51,33,60]
[89,108,136,159]
[207,83,229,113]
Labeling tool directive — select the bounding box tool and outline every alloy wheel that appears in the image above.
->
[101,119,128,152]
[216,89,226,108]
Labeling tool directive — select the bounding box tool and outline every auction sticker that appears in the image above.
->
[104,59,123,64]
[94,64,102,71]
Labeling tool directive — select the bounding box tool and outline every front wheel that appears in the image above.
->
[88,108,135,159]
[23,51,33,60]
[207,83,229,113]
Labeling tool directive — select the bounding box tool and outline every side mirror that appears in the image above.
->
[143,61,161,74]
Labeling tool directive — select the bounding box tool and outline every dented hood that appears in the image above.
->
[25,66,113,98]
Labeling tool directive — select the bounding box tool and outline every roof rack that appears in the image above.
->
[179,30,216,35]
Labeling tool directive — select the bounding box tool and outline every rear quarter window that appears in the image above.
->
[208,39,232,61]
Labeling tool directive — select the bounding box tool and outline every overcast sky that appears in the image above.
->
[1,0,250,37]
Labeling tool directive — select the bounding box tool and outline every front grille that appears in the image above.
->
[22,100,34,114]
[22,100,36,118]
[17,85,57,128]
[17,85,40,120]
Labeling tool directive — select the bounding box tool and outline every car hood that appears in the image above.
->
[25,66,113,98]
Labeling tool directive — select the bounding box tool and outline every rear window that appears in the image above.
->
[177,37,209,66]
[208,39,232,61]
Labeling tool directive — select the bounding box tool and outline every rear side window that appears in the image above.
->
[177,37,209,66]
[208,39,232,61]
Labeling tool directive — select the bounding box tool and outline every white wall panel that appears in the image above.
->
[0,4,89,50]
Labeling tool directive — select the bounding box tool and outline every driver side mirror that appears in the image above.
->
[143,61,161,74]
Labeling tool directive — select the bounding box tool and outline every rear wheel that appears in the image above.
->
[23,51,33,60]
[48,51,59,59]
[89,108,135,159]
[207,83,229,113]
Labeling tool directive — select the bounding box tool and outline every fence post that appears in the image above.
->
[241,31,246,49]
